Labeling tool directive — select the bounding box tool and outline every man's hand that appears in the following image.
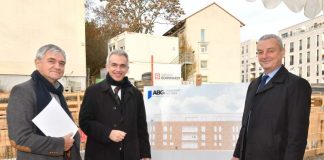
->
[63,133,74,151]
[141,158,151,160]
[231,157,239,160]
[109,130,126,142]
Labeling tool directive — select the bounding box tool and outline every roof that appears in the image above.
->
[163,2,245,36]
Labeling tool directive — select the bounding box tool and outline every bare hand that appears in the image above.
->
[63,133,74,151]
[231,157,239,160]
[141,158,151,160]
[109,130,126,142]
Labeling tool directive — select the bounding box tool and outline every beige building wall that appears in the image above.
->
[164,3,244,84]
[0,0,86,91]
[108,32,179,81]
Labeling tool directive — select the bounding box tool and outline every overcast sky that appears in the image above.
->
[153,0,311,42]
[144,84,249,121]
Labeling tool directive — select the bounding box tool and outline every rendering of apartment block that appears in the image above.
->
[147,114,241,150]
[279,15,324,83]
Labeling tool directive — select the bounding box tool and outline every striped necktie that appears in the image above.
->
[113,86,121,104]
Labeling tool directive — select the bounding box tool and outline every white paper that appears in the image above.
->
[32,98,78,137]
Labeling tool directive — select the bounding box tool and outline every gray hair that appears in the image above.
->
[258,34,284,50]
[106,49,129,65]
[36,44,66,60]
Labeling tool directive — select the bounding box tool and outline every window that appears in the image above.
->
[241,46,244,54]
[163,126,168,132]
[307,51,310,63]
[201,60,207,69]
[290,55,294,65]
[317,65,319,76]
[317,49,319,61]
[307,66,310,77]
[200,29,205,42]
[299,39,302,50]
[290,42,294,52]
[182,126,198,133]
[317,35,320,47]
[163,134,167,140]
[202,76,208,82]
[299,67,302,77]
[201,134,206,141]
[200,44,207,53]
[307,37,310,49]
[299,53,302,64]
[282,33,288,38]
[201,126,206,132]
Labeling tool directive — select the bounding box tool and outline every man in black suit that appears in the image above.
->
[232,34,311,160]
[79,49,151,160]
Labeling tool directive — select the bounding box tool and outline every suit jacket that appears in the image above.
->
[233,66,311,160]
[6,79,81,160]
[79,80,151,160]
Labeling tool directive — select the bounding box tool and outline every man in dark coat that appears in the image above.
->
[79,49,151,160]
[7,44,81,160]
[232,34,311,160]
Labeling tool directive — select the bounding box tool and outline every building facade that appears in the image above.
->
[108,31,179,81]
[279,15,324,84]
[147,114,241,150]
[240,40,263,83]
[0,0,86,91]
[163,3,244,84]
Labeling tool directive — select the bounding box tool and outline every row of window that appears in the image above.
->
[150,125,242,133]
[288,35,321,53]
[288,50,320,65]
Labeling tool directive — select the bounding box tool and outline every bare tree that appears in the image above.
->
[95,0,184,34]
[84,0,184,79]
[179,35,196,81]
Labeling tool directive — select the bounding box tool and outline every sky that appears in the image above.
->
[144,84,249,121]
[153,0,310,42]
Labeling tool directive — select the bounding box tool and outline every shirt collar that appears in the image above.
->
[263,66,282,83]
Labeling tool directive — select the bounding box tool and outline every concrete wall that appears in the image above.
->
[108,32,179,81]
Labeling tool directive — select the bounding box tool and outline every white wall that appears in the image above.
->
[109,32,179,81]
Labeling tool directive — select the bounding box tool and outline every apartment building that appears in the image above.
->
[240,40,263,83]
[163,3,244,84]
[107,31,179,81]
[0,0,86,91]
[279,15,324,83]
[147,114,241,150]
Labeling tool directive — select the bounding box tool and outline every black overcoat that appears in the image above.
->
[233,66,311,160]
[79,80,151,160]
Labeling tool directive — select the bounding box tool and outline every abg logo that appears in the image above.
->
[152,90,165,95]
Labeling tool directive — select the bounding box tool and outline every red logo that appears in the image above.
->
[155,73,160,79]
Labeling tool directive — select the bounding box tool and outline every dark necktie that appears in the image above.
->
[114,86,121,104]
[258,75,269,91]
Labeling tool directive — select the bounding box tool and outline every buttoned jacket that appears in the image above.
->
[79,80,151,160]
[234,66,311,160]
